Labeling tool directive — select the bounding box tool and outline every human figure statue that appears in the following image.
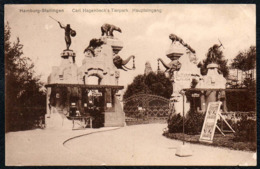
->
[208,44,220,63]
[58,22,76,50]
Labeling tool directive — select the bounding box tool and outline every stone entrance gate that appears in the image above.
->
[123,94,170,124]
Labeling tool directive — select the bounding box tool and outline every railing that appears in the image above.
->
[221,111,256,121]
[124,94,170,124]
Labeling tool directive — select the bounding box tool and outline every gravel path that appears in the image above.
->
[6,123,256,166]
[64,124,256,166]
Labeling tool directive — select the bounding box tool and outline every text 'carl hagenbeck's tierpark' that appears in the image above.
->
[72,8,162,13]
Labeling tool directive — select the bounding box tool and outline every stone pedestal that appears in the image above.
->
[197,63,226,89]
[166,42,184,60]
[166,42,200,116]
[78,37,123,86]
[61,50,76,61]
[103,90,125,127]
[46,35,126,129]
[175,144,193,157]
[101,36,123,54]
[48,50,78,84]
[196,63,227,113]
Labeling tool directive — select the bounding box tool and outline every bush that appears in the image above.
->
[185,112,205,134]
[167,113,183,133]
[167,111,205,135]
[226,90,256,112]
[233,116,256,142]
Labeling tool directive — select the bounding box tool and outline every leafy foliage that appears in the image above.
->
[5,23,46,132]
[167,111,205,134]
[231,46,256,72]
[123,72,173,99]
[233,116,256,142]
[228,46,256,110]
[167,113,183,133]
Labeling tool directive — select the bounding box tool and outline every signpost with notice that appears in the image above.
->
[199,102,222,143]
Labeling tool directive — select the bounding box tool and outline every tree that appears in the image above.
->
[229,46,256,111]
[123,72,173,99]
[145,72,173,98]
[231,46,256,77]
[123,75,149,99]
[198,44,229,78]
[5,23,46,131]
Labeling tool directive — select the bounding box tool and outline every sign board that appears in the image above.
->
[199,102,222,143]
[192,93,200,97]
[92,93,102,96]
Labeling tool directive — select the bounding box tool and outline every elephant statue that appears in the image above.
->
[113,55,135,71]
[157,58,182,73]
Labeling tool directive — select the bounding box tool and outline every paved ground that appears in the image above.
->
[6,123,256,166]
[6,127,119,166]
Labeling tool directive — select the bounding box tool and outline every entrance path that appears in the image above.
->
[65,124,256,166]
[5,127,120,166]
[6,124,256,166]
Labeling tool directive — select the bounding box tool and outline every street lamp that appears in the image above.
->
[175,89,193,157]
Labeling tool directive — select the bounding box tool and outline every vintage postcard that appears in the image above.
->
[4,4,256,166]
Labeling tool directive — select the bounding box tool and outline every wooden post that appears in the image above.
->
[182,91,185,145]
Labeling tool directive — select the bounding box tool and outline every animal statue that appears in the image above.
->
[169,34,196,54]
[169,34,184,44]
[113,55,135,71]
[83,38,104,56]
[157,58,182,72]
[84,47,95,58]
[101,23,122,37]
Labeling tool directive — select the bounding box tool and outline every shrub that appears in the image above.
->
[233,116,256,142]
[167,113,183,133]
[167,111,205,134]
[185,112,205,134]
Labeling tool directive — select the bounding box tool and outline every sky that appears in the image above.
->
[5,4,256,88]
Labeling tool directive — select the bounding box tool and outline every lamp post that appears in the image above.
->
[175,89,193,157]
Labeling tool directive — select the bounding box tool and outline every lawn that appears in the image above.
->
[163,132,257,152]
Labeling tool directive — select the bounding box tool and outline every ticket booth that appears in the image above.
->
[45,84,125,128]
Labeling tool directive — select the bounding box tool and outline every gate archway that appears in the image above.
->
[123,94,170,124]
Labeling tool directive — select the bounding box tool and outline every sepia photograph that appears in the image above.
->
[4,4,256,166]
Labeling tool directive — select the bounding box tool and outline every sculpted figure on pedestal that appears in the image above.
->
[58,22,76,50]
[113,55,135,71]
[83,38,104,57]
[169,34,195,54]
[207,44,221,63]
[157,58,182,73]
[101,23,122,37]
[50,16,76,50]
